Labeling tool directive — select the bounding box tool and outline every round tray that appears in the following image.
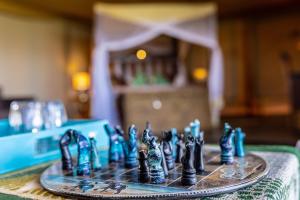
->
[40,151,269,199]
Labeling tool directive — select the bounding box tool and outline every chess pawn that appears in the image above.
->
[148,137,165,184]
[220,123,235,165]
[181,135,196,186]
[194,132,205,174]
[235,128,245,157]
[124,125,138,168]
[139,150,149,183]
[162,131,175,170]
[74,131,91,176]
[176,134,185,163]
[89,134,102,171]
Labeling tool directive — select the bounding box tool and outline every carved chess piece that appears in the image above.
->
[104,124,121,162]
[89,133,102,171]
[220,123,235,164]
[148,137,165,184]
[74,131,91,176]
[139,150,149,182]
[124,125,138,168]
[194,131,205,174]
[170,128,178,160]
[181,135,196,186]
[190,119,200,138]
[115,125,125,160]
[235,128,245,157]
[176,133,185,163]
[162,131,175,170]
[59,129,73,172]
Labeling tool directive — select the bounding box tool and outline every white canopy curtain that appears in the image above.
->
[92,3,224,127]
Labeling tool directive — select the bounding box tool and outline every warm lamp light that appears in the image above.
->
[193,68,208,81]
[136,49,147,60]
[72,72,91,91]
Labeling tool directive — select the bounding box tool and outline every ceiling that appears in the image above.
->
[0,0,299,22]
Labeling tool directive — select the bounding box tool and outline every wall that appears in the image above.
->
[220,12,300,116]
[0,13,91,103]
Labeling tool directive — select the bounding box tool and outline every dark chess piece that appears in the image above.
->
[148,137,165,184]
[160,141,169,177]
[235,128,245,157]
[181,135,196,186]
[138,150,149,182]
[124,125,138,168]
[89,133,102,171]
[176,134,185,163]
[59,129,74,172]
[220,123,235,164]
[194,131,205,174]
[162,130,175,170]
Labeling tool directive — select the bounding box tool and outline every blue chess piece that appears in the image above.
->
[190,119,200,138]
[74,131,91,176]
[89,134,102,171]
[235,128,245,157]
[170,128,178,160]
[220,123,235,164]
[124,125,138,168]
[104,124,122,162]
[115,125,125,160]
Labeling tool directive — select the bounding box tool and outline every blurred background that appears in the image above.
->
[0,0,299,145]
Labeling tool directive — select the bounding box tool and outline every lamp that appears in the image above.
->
[72,72,91,91]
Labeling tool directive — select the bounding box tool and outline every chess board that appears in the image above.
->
[40,150,269,199]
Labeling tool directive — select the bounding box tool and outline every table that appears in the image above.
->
[0,145,299,200]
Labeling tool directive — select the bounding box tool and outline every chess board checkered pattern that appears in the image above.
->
[40,150,269,199]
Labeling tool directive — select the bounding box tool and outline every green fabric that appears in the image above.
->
[246,145,300,164]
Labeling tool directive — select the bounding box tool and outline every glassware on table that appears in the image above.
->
[44,100,67,129]
[23,102,44,133]
[8,101,23,132]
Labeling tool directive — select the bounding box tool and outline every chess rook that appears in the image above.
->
[235,128,245,157]
[181,135,196,186]
[59,129,74,172]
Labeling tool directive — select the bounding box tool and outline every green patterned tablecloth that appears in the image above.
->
[0,145,299,200]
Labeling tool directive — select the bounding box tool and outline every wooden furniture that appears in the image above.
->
[120,86,210,134]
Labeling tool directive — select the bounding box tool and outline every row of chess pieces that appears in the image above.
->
[58,119,245,186]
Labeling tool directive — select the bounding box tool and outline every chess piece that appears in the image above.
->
[170,128,178,160]
[145,121,153,136]
[74,131,91,176]
[104,124,122,162]
[160,141,169,177]
[124,125,138,168]
[235,128,245,157]
[115,125,125,160]
[220,123,235,164]
[59,129,74,172]
[190,119,201,138]
[176,133,185,163]
[148,137,165,184]
[181,135,196,186]
[142,128,153,145]
[138,150,149,182]
[184,126,191,141]
[194,131,205,174]
[89,133,102,171]
[162,131,175,170]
